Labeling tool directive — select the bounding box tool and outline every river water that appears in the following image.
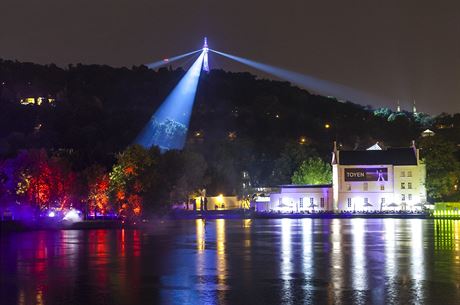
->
[1,218,460,305]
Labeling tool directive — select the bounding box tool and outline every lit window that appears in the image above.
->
[364,182,368,191]
[299,198,303,209]
[408,194,412,201]
[347,198,352,208]
[401,194,406,201]
[408,182,412,189]
[401,171,405,177]
[380,185,385,191]
[401,182,406,189]
[320,197,325,208]
[407,171,412,177]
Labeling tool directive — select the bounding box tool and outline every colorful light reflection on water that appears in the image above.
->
[2,219,460,305]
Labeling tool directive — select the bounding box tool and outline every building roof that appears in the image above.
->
[279,184,332,189]
[339,148,417,165]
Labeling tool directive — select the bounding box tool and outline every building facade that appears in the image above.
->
[256,185,332,212]
[332,143,427,212]
[257,143,427,213]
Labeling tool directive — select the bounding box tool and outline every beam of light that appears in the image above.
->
[210,48,387,105]
[136,51,205,150]
[145,49,201,70]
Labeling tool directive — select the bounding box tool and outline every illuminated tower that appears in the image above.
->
[412,100,417,114]
[396,100,401,112]
[203,37,209,72]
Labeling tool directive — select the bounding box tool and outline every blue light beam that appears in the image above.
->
[210,49,386,105]
[136,51,205,150]
[146,49,201,70]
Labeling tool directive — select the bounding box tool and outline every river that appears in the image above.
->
[1,218,459,305]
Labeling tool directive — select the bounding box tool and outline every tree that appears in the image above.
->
[82,164,111,217]
[109,145,161,218]
[419,136,460,201]
[270,142,317,185]
[291,157,332,185]
[1,149,77,213]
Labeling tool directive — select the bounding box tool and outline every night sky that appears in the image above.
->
[1,0,459,114]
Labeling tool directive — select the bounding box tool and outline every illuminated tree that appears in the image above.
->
[83,165,110,216]
[109,145,161,218]
[291,157,332,185]
[1,149,76,212]
[271,142,317,185]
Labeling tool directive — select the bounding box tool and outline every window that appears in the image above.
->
[408,182,412,189]
[347,184,351,191]
[320,197,325,208]
[401,171,406,177]
[381,198,385,204]
[407,171,412,177]
[401,182,406,189]
[408,194,412,201]
[363,182,368,191]
[347,198,352,208]
[401,194,406,201]
[310,198,314,205]
[380,185,385,191]
[299,198,303,209]
[364,198,369,204]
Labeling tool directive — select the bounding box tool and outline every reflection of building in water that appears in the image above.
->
[329,219,344,303]
[434,219,460,251]
[196,219,206,252]
[410,219,425,302]
[216,219,227,291]
[255,143,427,213]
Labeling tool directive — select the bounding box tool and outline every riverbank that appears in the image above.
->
[2,210,459,232]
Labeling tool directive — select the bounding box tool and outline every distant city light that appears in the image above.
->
[325,123,331,129]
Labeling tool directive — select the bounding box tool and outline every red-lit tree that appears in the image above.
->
[83,165,110,216]
[109,145,161,219]
[3,149,77,213]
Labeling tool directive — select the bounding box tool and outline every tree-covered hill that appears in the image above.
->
[1,58,458,196]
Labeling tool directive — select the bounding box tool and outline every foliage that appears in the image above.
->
[291,157,332,185]
[270,142,317,185]
[419,136,460,201]
[1,149,76,212]
[109,145,160,218]
[82,164,111,216]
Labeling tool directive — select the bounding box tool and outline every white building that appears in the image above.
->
[257,185,332,212]
[258,143,427,213]
[332,143,427,212]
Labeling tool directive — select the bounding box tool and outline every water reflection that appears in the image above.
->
[3,219,460,305]
[329,218,343,303]
[280,218,293,304]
